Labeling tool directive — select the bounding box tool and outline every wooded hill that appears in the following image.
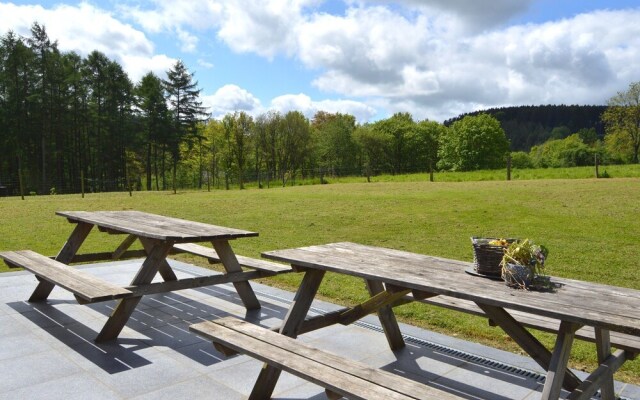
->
[444,105,607,151]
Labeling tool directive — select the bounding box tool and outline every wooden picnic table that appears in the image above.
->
[253,241,640,400]
[0,211,291,342]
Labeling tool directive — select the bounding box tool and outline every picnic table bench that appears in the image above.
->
[413,294,640,355]
[0,211,292,342]
[190,316,465,400]
[0,250,132,304]
[240,241,640,400]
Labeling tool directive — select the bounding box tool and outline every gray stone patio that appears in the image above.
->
[1,259,638,399]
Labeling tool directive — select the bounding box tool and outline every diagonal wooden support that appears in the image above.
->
[249,269,326,399]
[212,240,261,310]
[339,284,411,326]
[542,320,582,399]
[95,240,174,342]
[113,234,137,260]
[30,222,93,302]
[140,237,177,282]
[567,349,628,400]
[477,303,583,392]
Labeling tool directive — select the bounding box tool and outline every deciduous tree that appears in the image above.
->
[438,114,509,171]
[602,81,640,163]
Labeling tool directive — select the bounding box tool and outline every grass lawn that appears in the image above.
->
[1,177,639,383]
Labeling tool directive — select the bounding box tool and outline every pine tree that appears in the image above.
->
[163,60,208,193]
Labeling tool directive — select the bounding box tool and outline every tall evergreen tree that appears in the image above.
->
[135,72,171,190]
[27,23,59,192]
[163,60,208,193]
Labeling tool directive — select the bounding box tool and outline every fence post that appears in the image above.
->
[429,160,434,182]
[506,154,512,181]
[595,154,600,178]
[18,164,25,200]
[81,170,85,198]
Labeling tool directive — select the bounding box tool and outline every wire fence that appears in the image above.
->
[0,155,609,199]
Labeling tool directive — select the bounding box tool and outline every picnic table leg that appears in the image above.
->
[477,304,583,392]
[366,280,405,350]
[139,237,177,281]
[249,269,326,400]
[594,328,616,400]
[95,240,173,342]
[541,321,581,400]
[29,222,93,302]
[212,240,261,311]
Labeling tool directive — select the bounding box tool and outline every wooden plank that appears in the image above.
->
[190,317,464,400]
[594,328,616,400]
[69,250,148,263]
[172,243,292,273]
[212,240,261,310]
[140,237,177,282]
[541,321,581,400]
[95,240,173,342]
[126,270,269,296]
[113,234,138,259]
[412,295,640,353]
[252,269,326,399]
[477,304,583,392]
[365,280,406,350]
[339,285,410,326]
[262,242,640,336]
[27,221,94,302]
[566,350,629,400]
[57,210,258,242]
[0,250,131,303]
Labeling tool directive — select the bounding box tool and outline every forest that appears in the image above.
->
[445,105,607,151]
[0,24,633,195]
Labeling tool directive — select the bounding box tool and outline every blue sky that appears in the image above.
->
[1,0,640,122]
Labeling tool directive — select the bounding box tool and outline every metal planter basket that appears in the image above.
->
[471,237,517,277]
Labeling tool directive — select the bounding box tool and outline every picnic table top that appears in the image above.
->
[56,210,258,243]
[262,241,640,337]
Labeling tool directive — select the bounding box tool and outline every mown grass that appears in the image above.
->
[1,175,639,382]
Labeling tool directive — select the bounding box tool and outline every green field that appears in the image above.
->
[1,176,639,382]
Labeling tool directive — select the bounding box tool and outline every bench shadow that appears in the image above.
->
[8,300,152,374]
[6,283,293,374]
[376,343,543,400]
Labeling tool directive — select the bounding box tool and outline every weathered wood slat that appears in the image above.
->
[172,242,292,273]
[262,242,640,336]
[410,295,640,353]
[66,250,148,263]
[566,349,629,400]
[190,317,464,400]
[0,250,131,303]
[57,210,258,242]
[125,270,267,296]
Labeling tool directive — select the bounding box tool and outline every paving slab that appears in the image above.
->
[0,259,637,400]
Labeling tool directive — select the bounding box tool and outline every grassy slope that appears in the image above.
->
[1,177,639,381]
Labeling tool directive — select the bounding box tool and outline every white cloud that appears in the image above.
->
[118,1,223,51]
[202,84,263,118]
[270,93,377,122]
[216,0,311,59]
[197,59,215,69]
[4,1,640,122]
[203,87,377,122]
[120,54,176,83]
[0,1,175,83]
[295,6,640,120]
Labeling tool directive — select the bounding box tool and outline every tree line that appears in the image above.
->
[446,105,607,151]
[1,24,638,195]
[0,24,206,195]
